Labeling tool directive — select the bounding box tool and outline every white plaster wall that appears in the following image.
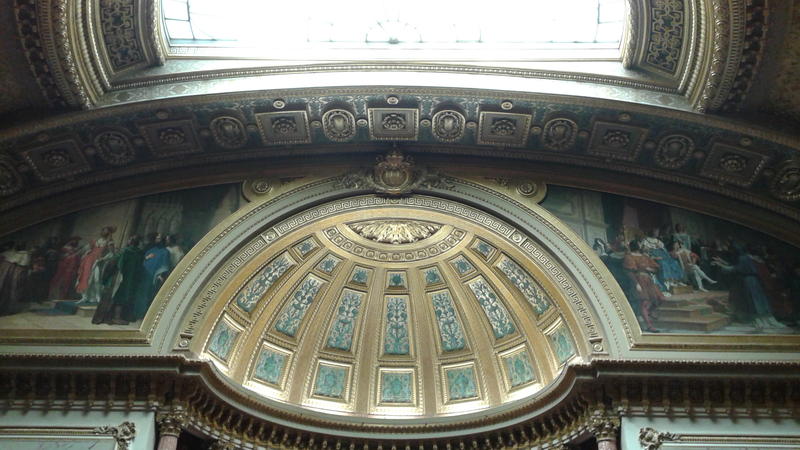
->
[621,415,800,450]
[0,409,156,450]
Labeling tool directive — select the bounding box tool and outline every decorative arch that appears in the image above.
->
[136,170,635,436]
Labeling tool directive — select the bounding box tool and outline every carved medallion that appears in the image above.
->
[210,116,247,149]
[22,140,91,181]
[588,121,648,161]
[769,160,800,201]
[368,108,419,140]
[654,134,693,169]
[477,112,532,147]
[541,118,578,151]
[95,130,135,166]
[348,220,442,244]
[138,119,201,157]
[432,110,465,143]
[322,109,356,142]
[701,142,767,187]
[255,111,311,145]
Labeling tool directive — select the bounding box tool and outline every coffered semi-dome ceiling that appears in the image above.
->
[194,200,581,420]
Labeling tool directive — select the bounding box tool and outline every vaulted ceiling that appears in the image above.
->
[0,0,799,245]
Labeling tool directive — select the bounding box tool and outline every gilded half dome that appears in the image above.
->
[196,196,584,420]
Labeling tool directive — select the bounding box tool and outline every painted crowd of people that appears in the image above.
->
[594,223,800,333]
[0,226,186,325]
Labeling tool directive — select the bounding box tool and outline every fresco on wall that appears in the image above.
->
[541,186,800,335]
[0,184,242,330]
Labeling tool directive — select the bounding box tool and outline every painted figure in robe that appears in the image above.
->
[623,240,665,332]
[74,226,116,295]
[48,237,82,299]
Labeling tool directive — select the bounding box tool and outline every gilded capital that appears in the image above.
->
[589,414,620,442]
[157,411,187,437]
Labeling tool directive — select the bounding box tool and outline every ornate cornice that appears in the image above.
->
[1,356,798,447]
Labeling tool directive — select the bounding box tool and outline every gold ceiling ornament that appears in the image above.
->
[335,149,453,196]
[347,219,442,244]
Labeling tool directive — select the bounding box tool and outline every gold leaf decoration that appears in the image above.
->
[348,220,441,244]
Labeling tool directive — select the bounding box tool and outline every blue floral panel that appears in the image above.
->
[466,277,516,339]
[430,290,466,352]
[497,256,552,317]
[380,371,414,404]
[235,253,295,313]
[253,347,288,386]
[449,255,475,276]
[502,351,536,388]
[421,266,443,286]
[208,320,239,362]
[274,274,325,337]
[294,237,318,258]
[316,253,342,275]
[384,296,410,355]
[549,323,576,364]
[446,366,479,401]
[386,271,408,289]
[326,289,364,351]
[472,239,496,260]
[313,364,348,399]
[350,266,371,285]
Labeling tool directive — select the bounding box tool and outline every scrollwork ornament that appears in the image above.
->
[94,421,136,450]
[323,109,356,142]
[432,110,465,142]
[639,427,677,450]
[95,130,136,166]
[210,116,248,149]
[769,160,800,202]
[0,158,24,197]
[541,118,578,151]
[655,134,694,169]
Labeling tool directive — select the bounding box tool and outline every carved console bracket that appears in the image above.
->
[93,421,137,450]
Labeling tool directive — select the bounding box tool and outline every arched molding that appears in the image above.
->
[13,0,764,113]
[155,179,620,363]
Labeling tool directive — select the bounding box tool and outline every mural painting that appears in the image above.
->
[541,186,800,335]
[0,184,242,330]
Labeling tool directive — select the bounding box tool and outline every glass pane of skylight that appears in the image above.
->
[164,0,626,50]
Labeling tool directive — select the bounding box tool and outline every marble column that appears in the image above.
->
[156,411,186,450]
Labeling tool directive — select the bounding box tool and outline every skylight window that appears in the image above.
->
[163,0,626,60]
